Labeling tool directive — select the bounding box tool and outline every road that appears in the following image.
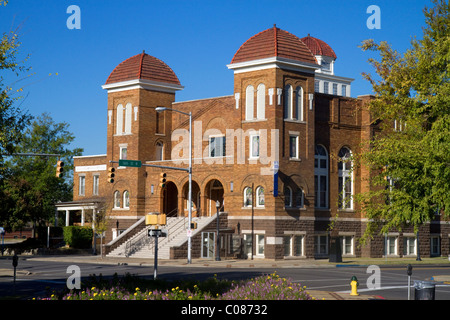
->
[1,256,450,300]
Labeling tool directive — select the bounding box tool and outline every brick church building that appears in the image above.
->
[56,25,449,260]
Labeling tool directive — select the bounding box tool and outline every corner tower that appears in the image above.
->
[227,25,319,214]
[102,51,183,220]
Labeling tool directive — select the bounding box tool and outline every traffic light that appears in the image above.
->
[159,172,167,189]
[56,160,64,178]
[107,167,115,183]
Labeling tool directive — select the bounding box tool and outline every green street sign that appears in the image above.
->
[119,159,142,168]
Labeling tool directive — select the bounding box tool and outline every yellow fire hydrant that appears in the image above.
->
[350,276,359,296]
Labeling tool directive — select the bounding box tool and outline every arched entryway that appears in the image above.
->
[162,181,178,217]
[182,181,201,218]
[205,179,224,216]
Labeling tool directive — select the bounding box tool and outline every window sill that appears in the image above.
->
[284,119,306,124]
[242,119,267,123]
[113,133,132,137]
[242,206,265,210]
[337,209,355,213]
[113,208,130,211]
[289,157,302,162]
[285,206,306,210]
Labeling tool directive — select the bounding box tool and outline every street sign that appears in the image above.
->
[273,161,279,170]
[119,159,142,168]
[273,171,278,197]
[148,229,168,237]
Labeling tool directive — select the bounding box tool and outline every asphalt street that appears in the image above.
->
[1,255,450,301]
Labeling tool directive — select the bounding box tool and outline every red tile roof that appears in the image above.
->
[105,51,180,85]
[231,25,317,65]
[300,35,337,59]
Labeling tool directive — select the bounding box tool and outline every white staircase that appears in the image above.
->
[107,215,218,259]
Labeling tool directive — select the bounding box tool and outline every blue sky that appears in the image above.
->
[1,0,432,156]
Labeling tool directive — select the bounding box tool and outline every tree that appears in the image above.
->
[356,0,449,243]
[0,1,33,176]
[2,113,83,232]
[87,196,113,258]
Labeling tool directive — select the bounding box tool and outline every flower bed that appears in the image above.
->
[36,272,315,300]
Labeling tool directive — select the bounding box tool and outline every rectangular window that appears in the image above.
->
[209,136,226,157]
[294,236,303,256]
[323,82,329,94]
[314,235,328,255]
[256,234,265,256]
[250,135,260,158]
[403,237,416,256]
[283,236,292,256]
[289,135,298,158]
[93,175,99,196]
[386,236,397,255]
[314,80,320,92]
[333,83,338,95]
[284,235,304,256]
[79,175,85,196]
[431,236,440,256]
[341,85,347,97]
[120,146,127,160]
[201,232,215,259]
[341,236,353,255]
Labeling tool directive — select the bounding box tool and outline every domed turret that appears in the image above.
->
[103,51,183,92]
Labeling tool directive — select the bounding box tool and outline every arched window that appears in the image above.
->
[295,188,304,208]
[114,190,121,208]
[116,104,123,135]
[296,86,304,121]
[243,187,252,207]
[123,190,130,209]
[245,85,254,121]
[314,145,328,208]
[284,186,293,207]
[256,83,265,120]
[285,186,304,208]
[338,147,353,209]
[256,186,265,207]
[284,85,293,120]
[155,141,164,161]
[124,103,132,134]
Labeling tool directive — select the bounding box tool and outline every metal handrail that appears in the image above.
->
[124,227,150,257]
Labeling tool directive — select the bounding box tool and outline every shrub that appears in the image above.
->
[63,226,93,249]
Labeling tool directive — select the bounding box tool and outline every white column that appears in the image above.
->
[65,210,70,226]
[81,208,85,226]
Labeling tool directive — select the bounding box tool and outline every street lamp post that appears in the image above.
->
[215,200,221,261]
[155,107,193,264]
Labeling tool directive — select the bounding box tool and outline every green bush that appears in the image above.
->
[63,226,93,249]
